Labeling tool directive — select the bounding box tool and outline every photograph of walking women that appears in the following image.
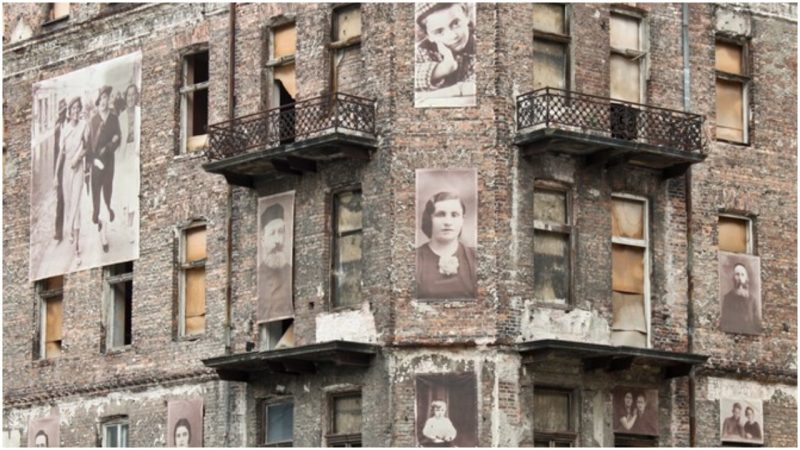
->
[29,52,141,281]
[415,168,478,299]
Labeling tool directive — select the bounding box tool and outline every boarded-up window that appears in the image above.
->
[332,5,365,95]
[533,186,571,304]
[533,4,569,91]
[39,276,64,359]
[181,50,209,151]
[49,3,70,21]
[715,40,748,143]
[609,13,645,103]
[718,216,751,254]
[265,402,293,446]
[332,190,363,308]
[327,393,362,447]
[534,388,575,447]
[611,196,648,348]
[180,225,206,336]
[268,23,297,143]
[105,262,133,349]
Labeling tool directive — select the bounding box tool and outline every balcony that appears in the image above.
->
[515,88,706,178]
[203,93,377,187]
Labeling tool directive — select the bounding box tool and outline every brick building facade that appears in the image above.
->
[2,2,796,447]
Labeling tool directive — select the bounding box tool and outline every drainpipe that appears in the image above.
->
[681,3,697,447]
[222,3,236,448]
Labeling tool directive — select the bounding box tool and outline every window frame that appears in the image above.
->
[532,179,574,307]
[44,3,70,25]
[101,417,129,448]
[104,262,134,351]
[326,391,363,447]
[179,47,210,153]
[533,386,578,447]
[532,3,572,91]
[718,213,754,254]
[178,223,207,338]
[611,193,651,348]
[330,4,363,94]
[329,186,364,311]
[261,400,294,447]
[609,9,649,105]
[714,36,751,145]
[38,276,64,360]
[265,21,297,109]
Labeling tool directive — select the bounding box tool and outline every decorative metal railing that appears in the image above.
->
[207,93,376,161]
[516,88,705,154]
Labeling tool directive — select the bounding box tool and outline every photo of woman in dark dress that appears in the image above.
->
[416,191,477,299]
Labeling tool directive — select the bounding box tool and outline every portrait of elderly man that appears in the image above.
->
[719,253,762,335]
[257,192,295,323]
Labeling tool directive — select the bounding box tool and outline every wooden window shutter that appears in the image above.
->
[273,24,297,58]
[718,216,748,253]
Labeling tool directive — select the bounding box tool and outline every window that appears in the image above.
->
[47,3,70,22]
[718,215,753,254]
[105,262,133,349]
[533,183,571,305]
[181,50,209,152]
[610,196,649,348]
[327,393,362,447]
[264,402,294,447]
[609,11,646,104]
[715,39,749,143]
[533,387,576,447]
[331,4,364,94]
[179,225,206,336]
[332,190,363,308]
[533,4,570,90]
[102,418,129,447]
[267,22,297,143]
[259,319,295,351]
[38,276,64,359]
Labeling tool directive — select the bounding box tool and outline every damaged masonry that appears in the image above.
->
[3,2,797,448]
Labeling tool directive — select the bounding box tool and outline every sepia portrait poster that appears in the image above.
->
[718,252,762,335]
[720,398,764,444]
[415,169,478,300]
[29,51,142,281]
[257,191,295,323]
[415,372,478,447]
[27,414,60,447]
[612,387,659,436]
[414,3,477,107]
[167,398,204,447]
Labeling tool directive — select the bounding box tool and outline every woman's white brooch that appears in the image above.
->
[438,254,459,276]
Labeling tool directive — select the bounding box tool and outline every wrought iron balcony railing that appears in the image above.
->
[207,93,376,161]
[516,88,705,154]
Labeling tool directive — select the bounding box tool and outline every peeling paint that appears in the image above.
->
[315,302,378,344]
[518,302,611,345]
[705,377,797,403]
[592,390,605,446]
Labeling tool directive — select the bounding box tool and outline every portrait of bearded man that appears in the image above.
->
[257,194,294,322]
[720,256,762,335]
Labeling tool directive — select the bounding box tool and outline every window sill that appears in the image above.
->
[177,332,205,342]
[174,150,207,162]
[715,137,750,147]
[533,301,573,312]
[328,302,364,313]
[42,16,70,27]
[105,344,133,355]
[31,357,57,368]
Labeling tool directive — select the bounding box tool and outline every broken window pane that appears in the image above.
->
[611,244,644,294]
[534,189,567,224]
[533,4,566,34]
[715,41,743,75]
[534,231,569,304]
[611,198,644,240]
[333,395,362,435]
[610,54,641,103]
[274,63,297,99]
[273,23,297,58]
[533,39,567,90]
[534,390,571,432]
[266,403,294,445]
[718,216,748,253]
[333,5,362,42]
[610,13,640,51]
[715,79,744,142]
